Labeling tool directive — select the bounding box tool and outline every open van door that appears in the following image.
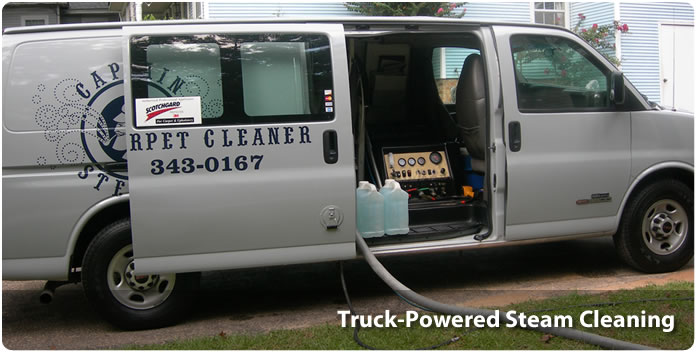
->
[122,24,355,274]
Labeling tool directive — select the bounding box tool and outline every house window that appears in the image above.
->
[21,15,49,26]
[533,2,566,27]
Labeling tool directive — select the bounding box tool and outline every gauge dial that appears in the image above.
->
[408,158,416,166]
[429,152,442,165]
[398,158,406,167]
[417,157,426,165]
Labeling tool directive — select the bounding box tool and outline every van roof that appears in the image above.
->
[3,16,570,35]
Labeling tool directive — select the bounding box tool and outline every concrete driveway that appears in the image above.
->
[3,237,693,349]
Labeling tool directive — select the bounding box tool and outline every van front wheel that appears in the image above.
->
[82,218,199,330]
[614,179,693,273]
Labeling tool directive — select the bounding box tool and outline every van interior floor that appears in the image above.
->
[364,199,486,246]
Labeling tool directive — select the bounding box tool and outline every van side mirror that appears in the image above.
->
[610,72,625,105]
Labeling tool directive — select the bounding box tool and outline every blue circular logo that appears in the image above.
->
[80,80,171,180]
[81,80,128,180]
[98,95,127,163]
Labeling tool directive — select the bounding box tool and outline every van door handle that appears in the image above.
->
[323,130,339,164]
[509,121,522,152]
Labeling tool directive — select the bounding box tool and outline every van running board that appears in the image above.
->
[364,221,483,246]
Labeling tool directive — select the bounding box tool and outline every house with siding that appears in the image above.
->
[2,2,63,29]
[4,2,690,109]
[1,2,201,29]
[205,1,693,111]
[2,2,121,30]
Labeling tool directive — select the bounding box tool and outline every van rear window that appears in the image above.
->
[130,34,334,127]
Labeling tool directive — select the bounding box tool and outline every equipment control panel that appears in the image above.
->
[382,146,452,182]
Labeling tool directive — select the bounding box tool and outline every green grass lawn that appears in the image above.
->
[129,281,693,350]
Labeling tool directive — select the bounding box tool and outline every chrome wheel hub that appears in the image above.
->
[124,262,158,291]
[107,244,176,310]
[642,199,688,255]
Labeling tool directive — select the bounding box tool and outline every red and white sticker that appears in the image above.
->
[135,96,202,127]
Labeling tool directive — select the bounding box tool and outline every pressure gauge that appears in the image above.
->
[417,157,426,166]
[398,158,407,167]
[408,158,416,166]
[429,152,442,165]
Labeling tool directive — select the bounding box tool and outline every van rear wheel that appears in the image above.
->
[82,218,199,330]
[614,179,693,273]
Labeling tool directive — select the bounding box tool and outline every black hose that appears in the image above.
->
[355,232,655,350]
[339,262,461,350]
[339,261,376,350]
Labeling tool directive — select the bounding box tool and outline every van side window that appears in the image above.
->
[241,42,311,117]
[130,34,334,127]
[432,47,481,104]
[145,42,224,120]
[510,35,610,111]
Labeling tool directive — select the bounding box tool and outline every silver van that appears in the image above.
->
[3,17,693,329]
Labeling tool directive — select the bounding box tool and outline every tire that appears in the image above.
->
[614,179,693,273]
[82,218,199,330]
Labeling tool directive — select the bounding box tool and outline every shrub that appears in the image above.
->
[572,13,629,66]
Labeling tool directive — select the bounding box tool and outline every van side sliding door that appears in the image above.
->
[122,24,355,274]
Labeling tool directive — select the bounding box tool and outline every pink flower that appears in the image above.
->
[437,7,444,14]
[592,23,598,29]
[582,28,587,33]
[578,13,583,17]
[561,69,567,77]
[594,38,600,43]
[449,3,456,9]
[544,68,550,74]
[622,23,629,32]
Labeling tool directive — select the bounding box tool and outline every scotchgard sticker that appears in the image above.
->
[135,96,202,127]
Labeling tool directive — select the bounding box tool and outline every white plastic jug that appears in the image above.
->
[380,179,410,235]
[356,181,385,238]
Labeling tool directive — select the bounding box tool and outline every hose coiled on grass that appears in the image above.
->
[355,232,654,350]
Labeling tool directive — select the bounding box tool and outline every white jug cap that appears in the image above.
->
[358,181,376,191]
[384,179,400,189]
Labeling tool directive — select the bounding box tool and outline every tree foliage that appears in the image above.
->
[345,2,466,17]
